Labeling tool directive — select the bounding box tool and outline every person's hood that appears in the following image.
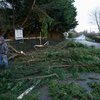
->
[0,36,5,43]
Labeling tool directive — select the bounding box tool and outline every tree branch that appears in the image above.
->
[21,0,36,27]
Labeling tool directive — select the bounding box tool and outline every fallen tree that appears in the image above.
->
[8,44,26,61]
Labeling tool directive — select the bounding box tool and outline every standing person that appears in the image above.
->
[0,36,8,68]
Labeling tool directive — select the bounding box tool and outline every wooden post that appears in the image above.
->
[40,32,42,45]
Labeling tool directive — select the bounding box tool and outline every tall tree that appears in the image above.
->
[0,0,12,33]
[1,0,78,36]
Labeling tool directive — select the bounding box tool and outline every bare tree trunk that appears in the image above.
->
[93,10,100,34]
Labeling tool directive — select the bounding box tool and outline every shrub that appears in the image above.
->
[0,93,17,100]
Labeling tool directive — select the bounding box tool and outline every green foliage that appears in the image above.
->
[70,66,79,77]
[51,68,67,80]
[66,41,86,48]
[49,80,92,100]
[1,0,77,36]
[39,16,54,36]
[0,93,17,100]
[45,0,78,32]
[0,10,11,33]
[88,82,100,99]
[45,41,100,73]
[56,40,87,49]
[0,40,100,99]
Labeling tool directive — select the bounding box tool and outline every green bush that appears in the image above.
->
[49,80,92,100]
[88,82,100,99]
[56,41,86,49]
[0,93,17,100]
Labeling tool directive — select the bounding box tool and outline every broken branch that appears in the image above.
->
[9,73,59,81]
[9,45,20,54]
[17,79,41,100]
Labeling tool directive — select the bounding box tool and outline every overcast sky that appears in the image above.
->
[74,0,100,32]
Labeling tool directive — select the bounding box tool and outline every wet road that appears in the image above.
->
[72,34,100,48]
[75,40,100,48]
